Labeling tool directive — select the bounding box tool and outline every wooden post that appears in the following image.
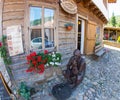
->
[116,30,117,41]
[108,29,110,40]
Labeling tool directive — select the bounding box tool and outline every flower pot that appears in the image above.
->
[66,26,72,31]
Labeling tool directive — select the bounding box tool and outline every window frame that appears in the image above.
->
[27,1,58,51]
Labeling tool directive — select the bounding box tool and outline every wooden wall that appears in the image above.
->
[58,7,76,65]
[2,0,58,53]
[2,0,25,52]
[3,0,25,33]
[2,0,105,59]
[77,2,104,54]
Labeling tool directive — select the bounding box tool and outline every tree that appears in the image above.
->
[117,36,120,43]
[111,12,117,27]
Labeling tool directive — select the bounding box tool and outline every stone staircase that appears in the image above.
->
[9,54,45,87]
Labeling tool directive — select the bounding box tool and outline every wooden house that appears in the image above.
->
[0,0,116,89]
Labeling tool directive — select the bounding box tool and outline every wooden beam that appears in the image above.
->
[89,4,96,12]
[99,15,103,19]
[96,12,102,18]
[76,0,82,3]
[100,16,104,21]
[94,9,100,15]
[98,13,103,17]
[83,0,108,23]
[83,0,92,8]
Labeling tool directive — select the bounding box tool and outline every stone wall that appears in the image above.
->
[0,57,12,89]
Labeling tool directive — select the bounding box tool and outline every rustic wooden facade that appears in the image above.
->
[1,0,109,55]
[0,0,110,87]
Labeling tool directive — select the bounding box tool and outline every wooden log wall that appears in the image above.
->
[32,0,58,3]
[2,0,25,51]
[2,0,105,58]
[3,0,25,32]
[2,0,58,53]
[58,7,76,64]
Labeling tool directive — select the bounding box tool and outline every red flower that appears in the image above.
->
[26,62,30,64]
[0,42,2,48]
[26,55,32,61]
[37,56,42,62]
[26,67,34,72]
[30,52,36,57]
[42,59,47,64]
[26,51,46,74]
[32,61,37,66]
[44,50,48,54]
[38,64,44,74]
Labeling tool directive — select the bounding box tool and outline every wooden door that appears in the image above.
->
[85,21,96,54]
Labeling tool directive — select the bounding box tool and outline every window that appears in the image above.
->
[29,6,55,50]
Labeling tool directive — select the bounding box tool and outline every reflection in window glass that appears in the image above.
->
[30,7,42,26]
[44,8,54,27]
[44,28,54,48]
[31,29,42,49]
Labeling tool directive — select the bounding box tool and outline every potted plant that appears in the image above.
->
[18,82,35,100]
[26,50,62,74]
[0,35,12,65]
[64,22,73,31]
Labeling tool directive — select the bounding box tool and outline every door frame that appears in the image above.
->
[76,14,87,54]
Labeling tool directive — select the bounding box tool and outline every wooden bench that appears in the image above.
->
[94,45,105,57]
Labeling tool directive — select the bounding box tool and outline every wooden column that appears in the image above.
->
[116,30,117,41]
[108,29,110,40]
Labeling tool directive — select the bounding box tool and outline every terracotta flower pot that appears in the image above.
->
[66,26,72,31]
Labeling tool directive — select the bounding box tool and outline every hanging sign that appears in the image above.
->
[60,0,77,14]
[0,72,12,100]
[6,25,24,56]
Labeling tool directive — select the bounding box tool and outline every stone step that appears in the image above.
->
[12,67,30,80]
[11,54,27,64]
[9,60,28,70]
[12,66,45,86]
[16,74,45,86]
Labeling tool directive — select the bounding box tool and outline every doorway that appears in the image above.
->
[77,18,85,54]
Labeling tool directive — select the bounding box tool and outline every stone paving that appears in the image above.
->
[68,47,120,100]
[24,46,120,100]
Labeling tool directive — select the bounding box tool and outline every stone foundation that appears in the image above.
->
[0,57,12,89]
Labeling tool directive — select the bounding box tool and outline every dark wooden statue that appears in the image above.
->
[52,49,86,99]
[63,49,86,88]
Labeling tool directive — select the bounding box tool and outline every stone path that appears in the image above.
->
[68,46,120,100]
[20,46,120,100]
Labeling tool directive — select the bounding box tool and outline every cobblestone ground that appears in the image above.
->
[68,47,120,100]
[31,46,120,100]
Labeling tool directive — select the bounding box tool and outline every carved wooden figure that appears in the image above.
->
[63,49,86,88]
